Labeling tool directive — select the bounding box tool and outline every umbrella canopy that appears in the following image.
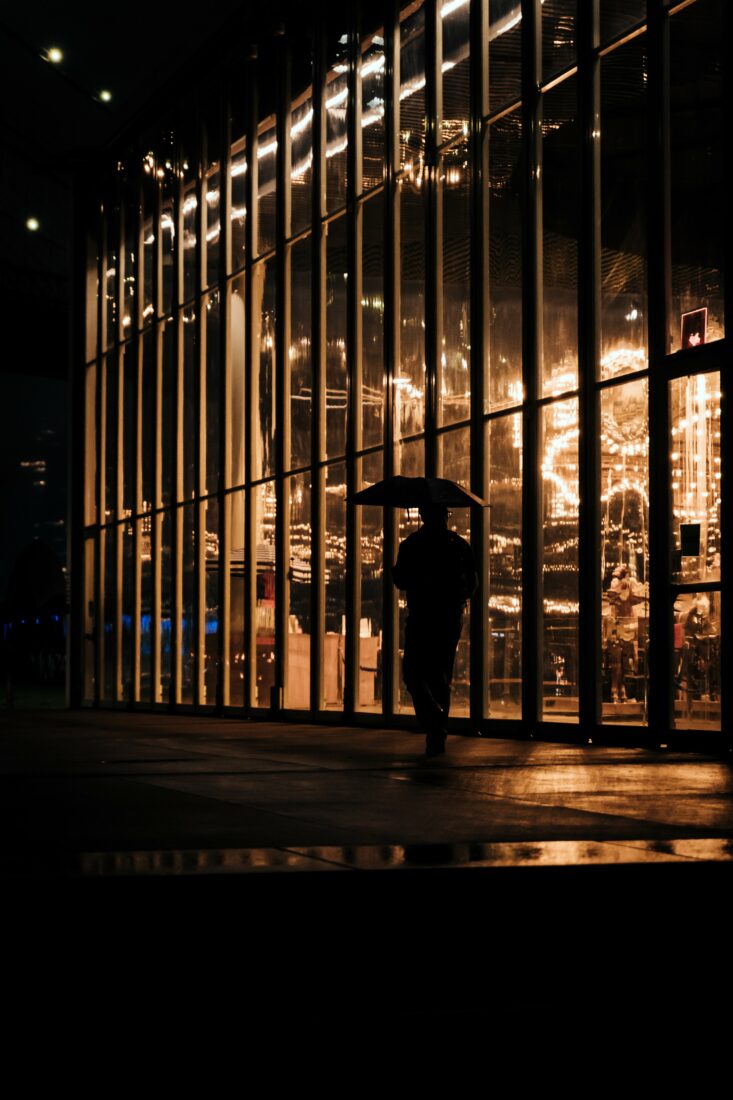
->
[350,476,486,508]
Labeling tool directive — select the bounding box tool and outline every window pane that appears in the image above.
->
[181,503,195,704]
[399,181,426,437]
[286,472,311,710]
[182,184,198,303]
[400,1,426,170]
[85,362,97,525]
[252,260,276,480]
[440,141,471,426]
[122,520,133,701]
[160,509,172,701]
[542,77,579,396]
[105,214,118,347]
[255,482,276,707]
[489,0,522,113]
[439,426,472,718]
[362,195,385,449]
[600,379,649,723]
[230,140,247,273]
[324,462,346,710]
[257,116,277,256]
[205,167,221,289]
[183,307,197,499]
[161,316,175,507]
[205,291,220,496]
[204,495,219,704]
[670,372,721,584]
[142,174,154,318]
[122,343,136,515]
[486,413,522,719]
[357,451,383,713]
[123,198,136,334]
[140,516,153,702]
[326,45,348,212]
[673,589,721,731]
[227,489,246,708]
[600,0,646,46]
[670,0,724,351]
[600,35,648,380]
[442,0,470,143]
[102,527,117,702]
[104,354,119,521]
[542,0,576,84]
[83,538,95,701]
[487,111,523,412]
[141,329,154,511]
[291,237,312,470]
[326,215,348,458]
[229,276,246,489]
[395,437,424,714]
[291,92,313,235]
[361,31,385,191]
[541,398,579,721]
[161,196,175,316]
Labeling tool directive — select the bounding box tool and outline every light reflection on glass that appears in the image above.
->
[487,413,522,719]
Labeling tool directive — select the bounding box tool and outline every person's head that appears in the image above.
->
[419,503,449,528]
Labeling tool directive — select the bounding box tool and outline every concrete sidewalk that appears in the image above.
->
[2,708,732,875]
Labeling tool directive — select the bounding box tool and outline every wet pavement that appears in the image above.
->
[3,709,731,1035]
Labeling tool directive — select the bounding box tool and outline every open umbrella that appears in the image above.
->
[350,476,486,508]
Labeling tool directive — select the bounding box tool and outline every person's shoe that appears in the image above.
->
[425,734,446,758]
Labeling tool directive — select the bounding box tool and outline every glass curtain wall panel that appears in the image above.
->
[290,237,313,470]
[140,515,153,702]
[673,590,721,732]
[122,519,134,701]
[123,203,136,332]
[600,0,646,46]
[361,30,385,191]
[542,0,576,83]
[399,181,426,437]
[440,141,471,426]
[142,178,154,318]
[84,361,97,525]
[182,307,198,499]
[542,78,579,397]
[204,495,219,704]
[669,0,724,352]
[357,450,384,713]
[102,527,116,702]
[205,166,221,289]
[400,1,426,170]
[326,39,349,211]
[395,437,424,713]
[600,379,649,723]
[160,509,173,701]
[257,115,278,256]
[486,412,522,718]
[181,503,196,704]
[227,489,246,708]
[230,138,247,273]
[204,291,221,496]
[254,481,277,707]
[600,35,648,380]
[488,0,522,112]
[326,215,348,458]
[160,188,175,316]
[142,329,155,511]
[161,316,176,507]
[182,183,198,304]
[324,462,347,710]
[230,275,246,489]
[541,397,579,721]
[362,195,385,449]
[439,426,472,718]
[105,215,118,346]
[442,0,470,143]
[104,354,119,522]
[670,372,721,584]
[285,472,311,710]
[252,260,276,480]
[291,92,314,236]
[83,538,95,702]
[486,112,523,412]
[122,344,136,515]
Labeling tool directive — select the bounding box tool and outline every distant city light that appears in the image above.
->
[99,89,112,102]
[26,217,40,231]
[45,47,63,63]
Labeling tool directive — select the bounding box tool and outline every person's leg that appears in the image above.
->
[403,616,448,751]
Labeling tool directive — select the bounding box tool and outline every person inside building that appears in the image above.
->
[392,503,478,757]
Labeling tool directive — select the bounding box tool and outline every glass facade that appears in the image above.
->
[77,1,727,744]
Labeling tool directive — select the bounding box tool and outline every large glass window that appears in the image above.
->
[286,472,311,709]
[357,451,383,713]
[440,141,471,426]
[486,413,522,719]
[486,111,523,412]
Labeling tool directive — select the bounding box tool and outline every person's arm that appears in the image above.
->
[392,541,409,589]
[460,541,478,601]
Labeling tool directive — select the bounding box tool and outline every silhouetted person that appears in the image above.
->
[392,504,477,756]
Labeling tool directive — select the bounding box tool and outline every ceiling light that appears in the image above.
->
[26,218,40,231]
[99,89,112,102]
[45,47,63,63]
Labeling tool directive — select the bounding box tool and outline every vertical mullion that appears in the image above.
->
[578,0,601,735]
[345,6,362,717]
[647,0,672,741]
[94,211,107,706]
[721,4,732,746]
[132,288,142,703]
[520,0,542,734]
[383,0,399,721]
[470,0,489,727]
[244,50,258,713]
[194,113,206,706]
[171,138,185,706]
[218,80,233,709]
[311,22,326,715]
[275,34,292,713]
[425,0,441,477]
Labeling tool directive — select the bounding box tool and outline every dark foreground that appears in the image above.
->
[3,709,732,1045]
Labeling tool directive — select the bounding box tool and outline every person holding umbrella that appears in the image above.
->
[351,477,482,757]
